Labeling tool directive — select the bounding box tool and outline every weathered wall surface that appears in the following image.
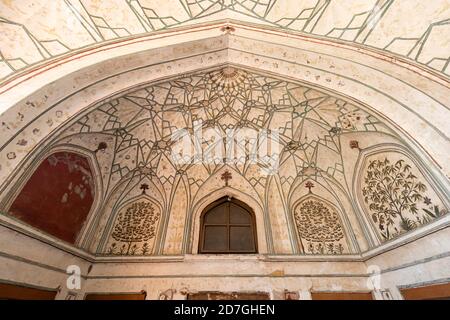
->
[0,222,448,300]
[363,225,450,299]
[0,225,92,299]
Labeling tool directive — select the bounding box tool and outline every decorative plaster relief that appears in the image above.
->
[59,66,394,254]
[2,67,448,255]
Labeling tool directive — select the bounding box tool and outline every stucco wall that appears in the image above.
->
[1,222,449,300]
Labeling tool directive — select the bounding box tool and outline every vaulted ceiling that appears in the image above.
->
[1,0,449,82]
[1,65,449,257]
[0,0,449,257]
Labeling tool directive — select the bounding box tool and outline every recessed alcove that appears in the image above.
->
[0,1,449,300]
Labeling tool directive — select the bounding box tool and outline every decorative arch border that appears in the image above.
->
[0,57,448,257]
[189,187,269,255]
[0,144,103,248]
[159,174,190,256]
[2,20,448,99]
[292,194,355,255]
[352,143,450,246]
[264,174,299,255]
[96,194,165,256]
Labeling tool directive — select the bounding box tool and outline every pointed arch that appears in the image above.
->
[189,187,268,255]
[1,145,102,245]
[198,197,258,254]
[354,144,450,245]
[100,194,163,256]
[293,195,350,255]
[89,169,166,252]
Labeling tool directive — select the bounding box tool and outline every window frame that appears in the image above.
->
[199,197,258,254]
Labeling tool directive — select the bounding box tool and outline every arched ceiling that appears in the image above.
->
[1,65,449,256]
[0,1,449,256]
[54,66,395,199]
[0,0,449,83]
[1,25,449,185]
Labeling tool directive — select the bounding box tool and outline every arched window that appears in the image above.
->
[199,197,257,254]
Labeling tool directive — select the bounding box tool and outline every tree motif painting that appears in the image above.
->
[362,156,448,242]
[107,200,161,255]
[294,199,348,255]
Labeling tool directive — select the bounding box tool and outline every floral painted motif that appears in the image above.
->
[107,201,160,256]
[362,158,448,241]
[294,199,347,255]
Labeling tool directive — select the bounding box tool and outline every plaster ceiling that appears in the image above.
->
[1,66,448,257]
[0,1,449,258]
[0,0,449,83]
